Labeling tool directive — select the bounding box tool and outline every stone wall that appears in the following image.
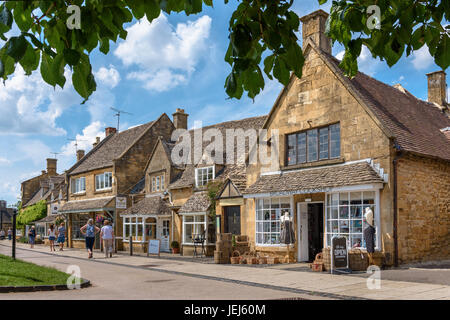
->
[69,167,115,201]
[397,154,450,263]
[145,140,172,194]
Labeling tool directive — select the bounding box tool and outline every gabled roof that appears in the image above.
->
[143,136,181,175]
[168,116,267,190]
[264,41,450,162]
[68,122,154,175]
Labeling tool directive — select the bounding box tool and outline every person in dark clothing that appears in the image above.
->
[28,226,36,248]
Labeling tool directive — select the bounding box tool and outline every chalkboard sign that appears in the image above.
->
[147,239,160,257]
[331,236,348,271]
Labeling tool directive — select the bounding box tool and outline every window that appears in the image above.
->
[255,197,291,245]
[182,214,214,244]
[286,123,340,165]
[195,166,214,188]
[151,174,165,192]
[72,214,89,240]
[95,172,112,191]
[71,177,86,194]
[325,191,376,248]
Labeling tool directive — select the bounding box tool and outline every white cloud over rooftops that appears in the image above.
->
[114,14,212,92]
[410,45,434,70]
[94,65,121,89]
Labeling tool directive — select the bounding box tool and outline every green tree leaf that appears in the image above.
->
[6,36,28,62]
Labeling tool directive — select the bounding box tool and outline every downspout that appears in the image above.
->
[167,190,174,245]
[392,143,403,268]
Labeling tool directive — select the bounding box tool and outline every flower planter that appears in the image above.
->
[247,257,258,265]
[171,248,180,254]
[230,256,241,264]
[258,257,267,264]
[266,257,280,264]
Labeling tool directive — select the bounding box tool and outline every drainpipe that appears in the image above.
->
[392,143,403,268]
[167,190,174,245]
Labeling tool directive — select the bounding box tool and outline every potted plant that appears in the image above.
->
[170,241,180,254]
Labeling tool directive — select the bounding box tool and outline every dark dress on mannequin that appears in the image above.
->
[280,219,295,244]
[364,224,375,253]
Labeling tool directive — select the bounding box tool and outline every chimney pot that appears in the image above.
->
[427,71,447,106]
[93,137,101,148]
[300,10,332,54]
[46,158,57,176]
[105,127,117,136]
[173,108,189,130]
[77,150,85,161]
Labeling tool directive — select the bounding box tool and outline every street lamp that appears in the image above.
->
[11,207,17,260]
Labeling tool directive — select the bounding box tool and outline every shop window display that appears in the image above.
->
[255,197,291,245]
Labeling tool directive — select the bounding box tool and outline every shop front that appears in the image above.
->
[244,161,386,263]
[59,196,116,249]
[120,195,172,253]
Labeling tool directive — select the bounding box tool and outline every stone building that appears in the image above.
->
[239,10,450,266]
[59,113,174,249]
[0,200,14,231]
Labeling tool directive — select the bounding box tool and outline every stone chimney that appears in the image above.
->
[427,71,447,106]
[172,108,188,130]
[105,127,117,136]
[77,150,85,161]
[46,158,57,176]
[0,200,6,209]
[300,10,332,54]
[93,137,100,148]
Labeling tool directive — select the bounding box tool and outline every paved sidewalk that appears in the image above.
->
[1,242,449,300]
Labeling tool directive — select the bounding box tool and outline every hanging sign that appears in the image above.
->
[116,197,127,209]
[147,239,160,257]
[331,236,349,272]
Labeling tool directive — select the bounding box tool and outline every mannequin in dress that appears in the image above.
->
[363,207,375,265]
[280,211,295,262]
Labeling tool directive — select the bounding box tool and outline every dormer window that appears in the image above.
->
[287,123,340,165]
[195,166,214,188]
[95,172,112,191]
[151,174,165,192]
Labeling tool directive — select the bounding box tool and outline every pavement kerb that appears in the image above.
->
[0,278,91,293]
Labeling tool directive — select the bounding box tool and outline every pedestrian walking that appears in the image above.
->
[80,219,100,259]
[28,226,36,248]
[0,230,5,240]
[7,227,12,241]
[57,222,66,251]
[48,224,56,251]
[100,220,114,258]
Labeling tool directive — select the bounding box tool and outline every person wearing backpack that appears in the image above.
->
[80,219,100,259]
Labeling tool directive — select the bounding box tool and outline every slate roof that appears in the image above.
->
[168,116,267,190]
[244,162,384,195]
[69,122,154,175]
[35,214,63,224]
[129,177,146,194]
[23,175,67,207]
[59,197,115,213]
[322,49,450,161]
[179,192,210,213]
[122,196,171,216]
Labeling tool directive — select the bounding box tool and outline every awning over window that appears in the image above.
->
[179,192,210,214]
[244,161,385,197]
[59,196,115,213]
[121,196,171,216]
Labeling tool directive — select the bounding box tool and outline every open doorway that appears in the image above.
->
[297,202,324,262]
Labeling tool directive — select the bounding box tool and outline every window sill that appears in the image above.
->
[94,188,112,194]
[282,158,344,171]
[71,192,86,196]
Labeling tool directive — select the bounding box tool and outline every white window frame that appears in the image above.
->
[95,172,112,191]
[325,189,380,250]
[195,166,215,188]
[71,177,86,194]
[181,212,213,245]
[151,174,165,192]
[255,197,293,247]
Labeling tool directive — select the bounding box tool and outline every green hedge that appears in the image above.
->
[16,200,47,229]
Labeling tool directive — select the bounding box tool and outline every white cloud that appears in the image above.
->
[15,139,52,165]
[0,157,11,165]
[114,14,212,92]
[410,45,434,70]
[335,46,382,76]
[61,121,106,156]
[0,66,78,136]
[94,65,121,88]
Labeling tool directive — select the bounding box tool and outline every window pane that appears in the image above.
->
[351,219,363,233]
[339,220,349,233]
[185,216,194,223]
[319,127,329,160]
[339,192,349,205]
[363,191,375,204]
[330,123,340,158]
[307,129,318,162]
[184,224,193,243]
[297,133,306,163]
[351,206,362,218]
[287,134,296,165]
[339,206,349,219]
[350,192,362,205]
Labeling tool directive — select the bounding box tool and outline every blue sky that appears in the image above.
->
[0,0,447,205]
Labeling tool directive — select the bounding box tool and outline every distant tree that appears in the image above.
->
[0,1,448,102]
[16,200,47,230]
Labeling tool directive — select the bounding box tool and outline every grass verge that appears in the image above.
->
[0,253,73,286]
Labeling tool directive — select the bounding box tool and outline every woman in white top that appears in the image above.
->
[48,224,56,252]
[100,220,114,258]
